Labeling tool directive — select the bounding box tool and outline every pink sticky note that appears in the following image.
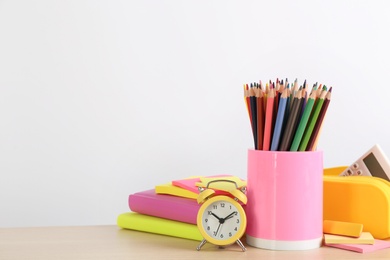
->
[325,239,390,253]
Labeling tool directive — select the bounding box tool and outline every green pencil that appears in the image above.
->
[290,91,316,151]
[306,87,332,151]
[298,88,327,151]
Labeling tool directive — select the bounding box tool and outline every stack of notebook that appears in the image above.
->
[117,175,245,241]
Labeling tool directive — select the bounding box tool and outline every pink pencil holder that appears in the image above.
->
[246,149,323,250]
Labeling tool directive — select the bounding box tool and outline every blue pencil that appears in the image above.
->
[270,88,289,151]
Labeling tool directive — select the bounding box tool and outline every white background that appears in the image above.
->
[1,0,390,227]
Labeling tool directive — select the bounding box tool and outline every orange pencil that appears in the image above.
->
[262,87,275,150]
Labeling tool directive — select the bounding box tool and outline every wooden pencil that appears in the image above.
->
[244,79,332,151]
[278,79,285,97]
[279,90,303,151]
[256,86,265,150]
[290,90,316,151]
[299,88,327,151]
[298,87,307,123]
[262,87,275,150]
[272,82,279,135]
[244,84,251,119]
[249,86,257,149]
[281,83,291,133]
[306,87,332,151]
[270,88,289,151]
[290,79,299,102]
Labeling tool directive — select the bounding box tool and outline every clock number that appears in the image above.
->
[213,205,217,209]
[220,234,224,238]
[208,211,212,215]
[236,219,240,223]
[220,203,225,208]
[205,218,208,223]
[234,227,238,231]
[207,226,210,231]
[229,232,232,237]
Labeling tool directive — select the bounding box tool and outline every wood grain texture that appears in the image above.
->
[1,225,390,260]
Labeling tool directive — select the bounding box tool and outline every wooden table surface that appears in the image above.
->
[1,225,390,260]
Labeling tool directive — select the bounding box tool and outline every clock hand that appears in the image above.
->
[214,223,222,236]
[211,213,222,221]
[223,211,237,221]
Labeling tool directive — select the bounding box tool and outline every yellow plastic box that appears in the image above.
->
[324,167,390,239]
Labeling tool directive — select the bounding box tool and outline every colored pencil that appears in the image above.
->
[243,84,251,120]
[243,79,332,152]
[279,90,303,151]
[272,82,279,135]
[290,90,316,151]
[256,87,265,150]
[298,87,307,122]
[249,86,257,149]
[306,87,332,151]
[309,85,328,150]
[262,88,275,150]
[281,83,291,133]
[270,88,289,151]
[290,78,299,107]
[299,88,327,151]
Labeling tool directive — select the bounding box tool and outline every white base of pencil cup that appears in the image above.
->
[246,236,323,251]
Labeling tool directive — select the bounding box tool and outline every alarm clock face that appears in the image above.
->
[197,195,246,246]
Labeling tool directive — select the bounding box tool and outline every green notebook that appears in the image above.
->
[117,212,203,241]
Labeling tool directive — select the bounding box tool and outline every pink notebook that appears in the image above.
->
[325,239,390,253]
[128,189,199,224]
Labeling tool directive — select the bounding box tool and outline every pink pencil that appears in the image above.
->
[262,88,275,150]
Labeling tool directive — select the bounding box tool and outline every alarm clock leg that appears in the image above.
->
[236,239,246,251]
[196,239,207,251]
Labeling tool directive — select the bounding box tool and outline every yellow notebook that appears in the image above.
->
[117,212,203,241]
[324,232,375,244]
